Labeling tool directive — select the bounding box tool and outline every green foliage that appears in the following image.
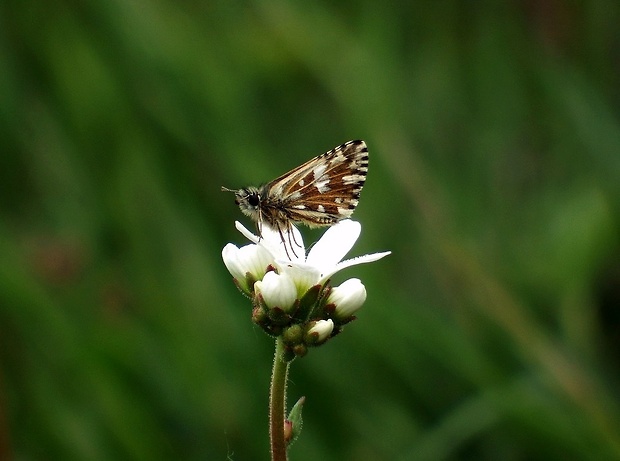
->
[1,1,620,459]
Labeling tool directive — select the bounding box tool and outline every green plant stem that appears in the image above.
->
[269,337,290,461]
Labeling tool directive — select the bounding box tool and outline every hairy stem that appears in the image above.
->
[269,337,289,461]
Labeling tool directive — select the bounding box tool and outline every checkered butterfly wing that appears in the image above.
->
[264,140,369,227]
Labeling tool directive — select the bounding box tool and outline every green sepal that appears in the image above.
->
[305,282,332,319]
[242,271,257,295]
[251,305,267,324]
[232,277,251,299]
[268,304,295,326]
[285,396,305,447]
[296,284,323,321]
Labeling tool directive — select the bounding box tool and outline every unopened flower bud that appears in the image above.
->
[328,278,367,321]
[282,324,303,345]
[305,319,334,345]
[254,271,297,312]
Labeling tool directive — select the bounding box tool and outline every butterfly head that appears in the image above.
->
[221,186,263,221]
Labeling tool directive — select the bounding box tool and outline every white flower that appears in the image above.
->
[254,271,297,312]
[328,278,367,320]
[234,219,390,295]
[306,319,334,344]
[224,219,390,355]
[222,242,274,294]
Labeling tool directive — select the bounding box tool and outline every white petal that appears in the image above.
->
[276,260,321,296]
[237,244,274,278]
[255,271,297,311]
[235,221,260,243]
[222,242,275,293]
[222,243,245,281]
[306,220,361,271]
[320,251,391,282]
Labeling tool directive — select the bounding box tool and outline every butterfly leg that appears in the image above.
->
[255,211,264,241]
[275,223,292,259]
[285,224,299,259]
[287,223,303,256]
[273,221,299,260]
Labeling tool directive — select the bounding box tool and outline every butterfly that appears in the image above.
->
[222,140,369,256]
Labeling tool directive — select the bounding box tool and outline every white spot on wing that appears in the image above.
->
[337,207,353,217]
[317,205,325,212]
[342,174,364,185]
[315,179,330,193]
[330,153,346,165]
[312,164,327,179]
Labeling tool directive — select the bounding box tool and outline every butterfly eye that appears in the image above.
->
[248,193,260,207]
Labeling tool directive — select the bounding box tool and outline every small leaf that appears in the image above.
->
[285,396,306,447]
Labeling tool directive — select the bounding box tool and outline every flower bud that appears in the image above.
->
[254,271,297,312]
[282,324,303,346]
[328,278,366,321]
[292,344,307,357]
[305,319,334,345]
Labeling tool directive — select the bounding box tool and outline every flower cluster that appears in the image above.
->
[222,220,390,360]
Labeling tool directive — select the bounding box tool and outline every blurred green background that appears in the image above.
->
[2,1,620,460]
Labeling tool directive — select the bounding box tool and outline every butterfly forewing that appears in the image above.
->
[264,140,368,227]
